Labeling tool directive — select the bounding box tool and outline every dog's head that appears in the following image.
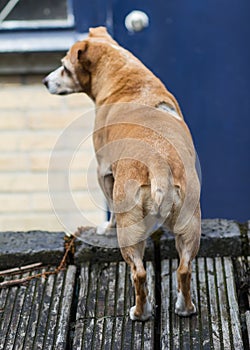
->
[43,27,117,98]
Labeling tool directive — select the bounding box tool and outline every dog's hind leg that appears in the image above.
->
[174,205,201,317]
[96,169,116,235]
[116,211,152,321]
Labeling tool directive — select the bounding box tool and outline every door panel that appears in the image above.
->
[113,0,250,220]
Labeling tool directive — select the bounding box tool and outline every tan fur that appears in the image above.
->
[43,26,201,320]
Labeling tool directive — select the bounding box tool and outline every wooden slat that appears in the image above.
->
[11,270,38,349]
[143,261,155,348]
[161,259,170,349]
[111,262,126,350]
[0,256,245,349]
[54,265,76,350]
[206,258,222,349]
[171,259,181,350]
[0,275,21,347]
[42,270,65,350]
[223,257,244,349]
[32,271,57,348]
[215,257,232,349]
[196,257,211,349]
[190,258,202,350]
[0,266,76,350]
[2,273,29,349]
[72,263,90,350]
[74,260,155,350]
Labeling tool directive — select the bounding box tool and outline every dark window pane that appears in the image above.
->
[0,0,68,21]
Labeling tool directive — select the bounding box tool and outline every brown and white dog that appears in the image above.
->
[43,27,201,321]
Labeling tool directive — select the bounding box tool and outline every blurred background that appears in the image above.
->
[0,0,249,233]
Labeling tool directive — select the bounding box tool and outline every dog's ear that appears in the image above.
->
[77,41,107,71]
[89,26,108,37]
[88,26,118,45]
[77,42,89,62]
[69,41,88,66]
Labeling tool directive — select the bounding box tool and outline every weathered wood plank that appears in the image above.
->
[178,260,199,350]
[196,257,211,349]
[189,258,202,350]
[54,265,76,350]
[32,271,56,349]
[42,270,65,350]
[112,262,126,350]
[81,318,95,350]
[215,257,232,349]
[85,263,99,318]
[12,270,38,349]
[143,261,155,349]
[72,263,89,350]
[206,258,222,349]
[102,316,115,349]
[0,266,76,350]
[0,275,21,347]
[92,317,105,349]
[3,272,30,349]
[161,259,170,349]
[223,257,244,349]
[97,262,116,318]
[23,269,48,349]
[171,259,181,350]
[70,258,97,350]
[97,262,116,349]
[0,275,11,332]
[122,263,134,350]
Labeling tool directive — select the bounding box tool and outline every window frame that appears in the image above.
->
[0,0,75,31]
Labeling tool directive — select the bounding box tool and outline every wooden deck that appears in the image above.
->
[0,257,248,349]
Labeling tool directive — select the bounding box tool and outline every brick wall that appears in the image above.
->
[0,76,105,233]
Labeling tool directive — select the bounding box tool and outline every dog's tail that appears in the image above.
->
[150,165,177,220]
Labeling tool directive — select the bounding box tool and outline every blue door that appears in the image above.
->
[75,0,250,221]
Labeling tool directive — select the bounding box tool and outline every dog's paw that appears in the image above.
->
[175,291,197,317]
[129,299,152,321]
[96,221,116,235]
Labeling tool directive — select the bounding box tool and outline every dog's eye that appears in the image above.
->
[63,66,71,76]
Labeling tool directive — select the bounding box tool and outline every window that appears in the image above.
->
[0,0,74,30]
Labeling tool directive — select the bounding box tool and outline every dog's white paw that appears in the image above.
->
[129,299,152,321]
[96,221,116,235]
[175,291,196,317]
[96,221,109,235]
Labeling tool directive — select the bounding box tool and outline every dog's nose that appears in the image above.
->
[42,77,48,88]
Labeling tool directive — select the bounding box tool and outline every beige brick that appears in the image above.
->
[0,81,93,110]
[0,211,105,232]
[0,194,31,212]
[0,111,27,129]
[31,190,105,213]
[19,132,60,151]
[0,153,29,171]
[65,93,94,109]
[0,86,63,109]
[0,213,61,231]
[28,110,79,130]
[16,131,94,152]
[0,170,99,193]
[0,132,59,151]
[69,171,100,191]
[48,172,100,195]
[0,132,20,151]
[27,108,95,130]
[0,77,103,232]
[30,150,94,171]
[0,173,49,192]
